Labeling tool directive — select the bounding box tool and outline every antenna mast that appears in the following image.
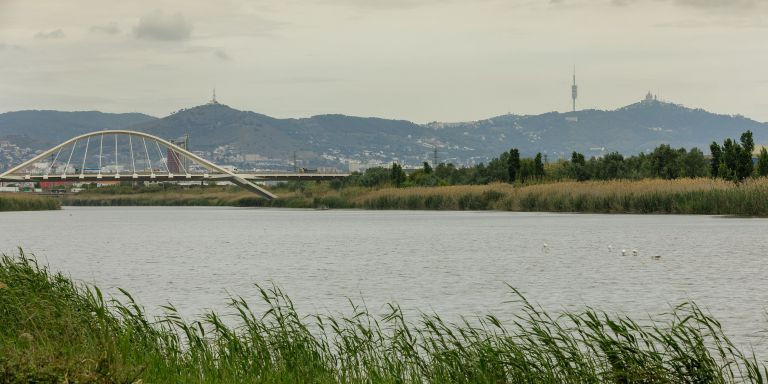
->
[571,66,578,113]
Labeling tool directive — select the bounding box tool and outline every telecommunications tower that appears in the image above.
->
[571,66,578,112]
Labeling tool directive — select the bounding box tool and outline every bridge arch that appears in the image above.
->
[0,130,277,199]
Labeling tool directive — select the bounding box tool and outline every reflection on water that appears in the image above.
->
[1,207,766,351]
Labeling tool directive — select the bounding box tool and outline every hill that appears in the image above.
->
[429,99,768,161]
[131,103,432,167]
[2,98,767,169]
[0,110,157,149]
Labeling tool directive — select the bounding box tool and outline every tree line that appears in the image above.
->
[341,130,767,188]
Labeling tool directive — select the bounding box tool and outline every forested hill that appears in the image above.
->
[1,99,767,167]
[129,103,430,161]
[428,100,768,160]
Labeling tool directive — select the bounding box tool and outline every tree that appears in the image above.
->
[709,142,722,178]
[569,152,589,181]
[758,147,768,177]
[534,153,545,179]
[508,148,520,183]
[738,130,754,180]
[600,152,625,179]
[519,158,536,182]
[649,144,681,179]
[711,132,754,181]
[682,148,708,178]
[423,161,432,174]
[390,163,406,187]
[347,167,391,187]
[571,152,586,166]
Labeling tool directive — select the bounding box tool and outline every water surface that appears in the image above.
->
[1,207,766,350]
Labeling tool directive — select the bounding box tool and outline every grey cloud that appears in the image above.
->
[259,76,343,84]
[133,11,192,41]
[0,43,22,50]
[611,0,765,9]
[323,0,452,10]
[34,29,65,39]
[213,49,231,60]
[91,22,120,35]
[673,0,762,9]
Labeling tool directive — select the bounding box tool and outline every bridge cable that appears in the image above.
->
[153,141,171,175]
[80,137,90,178]
[142,138,153,175]
[98,134,104,176]
[114,134,119,176]
[128,134,136,176]
[45,147,63,177]
[62,140,78,178]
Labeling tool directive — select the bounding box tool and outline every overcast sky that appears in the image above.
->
[1,0,766,122]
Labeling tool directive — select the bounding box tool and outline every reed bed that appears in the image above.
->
[1,251,766,383]
[354,178,768,215]
[63,178,768,215]
[0,193,60,211]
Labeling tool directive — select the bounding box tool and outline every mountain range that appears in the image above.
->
[2,97,767,169]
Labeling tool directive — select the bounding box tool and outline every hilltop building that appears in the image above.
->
[643,91,658,103]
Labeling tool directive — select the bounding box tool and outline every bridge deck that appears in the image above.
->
[0,173,350,183]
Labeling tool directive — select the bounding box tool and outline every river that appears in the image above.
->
[1,207,766,351]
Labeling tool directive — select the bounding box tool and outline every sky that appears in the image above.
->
[1,0,767,123]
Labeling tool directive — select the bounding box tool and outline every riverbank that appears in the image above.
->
[63,178,768,216]
[0,193,60,212]
[1,252,765,383]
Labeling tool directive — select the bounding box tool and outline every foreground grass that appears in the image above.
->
[0,193,60,212]
[1,252,766,383]
[66,178,768,216]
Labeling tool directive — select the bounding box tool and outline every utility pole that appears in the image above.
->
[293,151,297,172]
[433,147,438,167]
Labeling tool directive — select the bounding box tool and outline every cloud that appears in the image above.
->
[213,49,231,60]
[91,22,120,35]
[0,43,22,50]
[673,0,762,9]
[610,0,765,10]
[133,11,192,41]
[34,29,65,39]
[322,0,451,10]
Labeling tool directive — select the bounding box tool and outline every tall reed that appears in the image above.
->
[1,251,765,383]
[0,193,60,211]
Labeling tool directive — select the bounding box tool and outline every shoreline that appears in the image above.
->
[59,178,768,216]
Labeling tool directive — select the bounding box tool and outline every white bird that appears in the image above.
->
[542,243,550,253]
[632,249,638,257]
[608,245,613,252]
[621,249,627,256]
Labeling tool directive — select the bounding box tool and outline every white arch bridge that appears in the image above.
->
[0,130,349,200]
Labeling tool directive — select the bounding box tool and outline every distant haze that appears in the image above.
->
[1,0,766,123]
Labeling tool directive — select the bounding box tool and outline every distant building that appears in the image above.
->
[643,91,658,103]
[167,136,189,173]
